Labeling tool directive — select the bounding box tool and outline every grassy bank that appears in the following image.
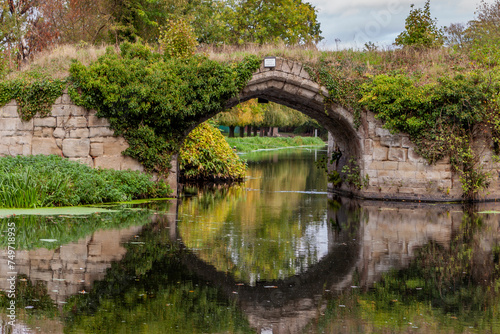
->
[0,155,172,208]
[225,136,325,153]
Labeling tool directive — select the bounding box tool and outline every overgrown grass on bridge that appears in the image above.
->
[0,155,172,208]
[225,136,325,153]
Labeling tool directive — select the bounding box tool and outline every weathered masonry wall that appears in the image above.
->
[0,92,178,190]
[344,110,500,201]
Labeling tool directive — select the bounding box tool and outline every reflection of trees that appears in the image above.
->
[178,149,329,284]
[63,224,252,334]
[307,210,500,334]
[0,208,154,250]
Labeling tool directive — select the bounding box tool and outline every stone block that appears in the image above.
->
[89,127,115,137]
[69,105,87,116]
[0,144,9,155]
[57,116,87,128]
[33,127,43,137]
[69,128,90,138]
[103,137,128,155]
[283,82,300,96]
[407,149,425,163]
[60,244,88,261]
[388,148,407,162]
[30,270,53,281]
[34,117,57,127]
[121,156,143,171]
[416,171,442,180]
[32,137,62,156]
[90,143,103,157]
[94,156,124,169]
[0,130,15,137]
[375,127,391,137]
[61,93,73,104]
[364,139,373,155]
[53,128,66,138]
[380,135,401,147]
[401,136,412,148]
[88,243,102,256]
[373,146,388,161]
[62,138,90,157]
[88,114,110,127]
[42,128,54,137]
[0,118,19,131]
[0,105,18,117]
[398,162,417,172]
[51,105,69,116]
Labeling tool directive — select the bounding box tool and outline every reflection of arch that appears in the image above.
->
[189,58,362,166]
[172,196,363,333]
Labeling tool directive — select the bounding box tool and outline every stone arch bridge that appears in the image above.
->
[1,57,498,201]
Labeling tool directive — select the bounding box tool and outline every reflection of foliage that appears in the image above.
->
[0,275,58,318]
[0,208,154,250]
[63,225,252,334]
[308,212,500,333]
[178,149,329,284]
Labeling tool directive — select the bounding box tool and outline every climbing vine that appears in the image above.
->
[309,57,500,200]
[68,42,260,174]
[0,77,65,120]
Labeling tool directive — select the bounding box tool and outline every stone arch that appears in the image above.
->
[190,57,363,188]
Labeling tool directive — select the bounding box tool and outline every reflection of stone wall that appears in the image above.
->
[357,204,457,287]
[0,94,178,190]
[0,226,143,306]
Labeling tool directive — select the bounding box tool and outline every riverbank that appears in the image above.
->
[225,136,325,153]
[0,155,172,208]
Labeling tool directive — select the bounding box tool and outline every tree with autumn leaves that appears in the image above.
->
[0,0,322,71]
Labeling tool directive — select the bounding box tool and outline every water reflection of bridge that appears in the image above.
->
[1,199,499,333]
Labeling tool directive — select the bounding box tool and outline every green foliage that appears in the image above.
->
[0,76,65,120]
[394,1,444,48]
[159,18,198,59]
[63,225,253,333]
[309,60,364,128]
[69,42,260,174]
[0,155,171,208]
[225,136,325,153]
[358,69,500,199]
[232,0,323,45]
[179,122,246,181]
[341,157,368,190]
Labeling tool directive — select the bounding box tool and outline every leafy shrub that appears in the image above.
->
[159,19,199,59]
[394,1,444,48]
[0,155,172,208]
[179,122,246,181]
[69,42,260,175]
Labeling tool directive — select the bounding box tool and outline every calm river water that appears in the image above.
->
[1,147,500,333]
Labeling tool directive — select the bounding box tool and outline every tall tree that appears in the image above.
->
[231,0,322,45]
[394,0,444,48]
[0,0,37,64]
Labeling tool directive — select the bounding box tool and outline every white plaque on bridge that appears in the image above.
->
[264,57,276,68]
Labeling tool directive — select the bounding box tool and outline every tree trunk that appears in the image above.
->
[247,126,252,137]
[239,126,245,137]
[253,126,258,137]
[229,125,235,138]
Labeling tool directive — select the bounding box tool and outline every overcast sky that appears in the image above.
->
[308,0,496,50]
